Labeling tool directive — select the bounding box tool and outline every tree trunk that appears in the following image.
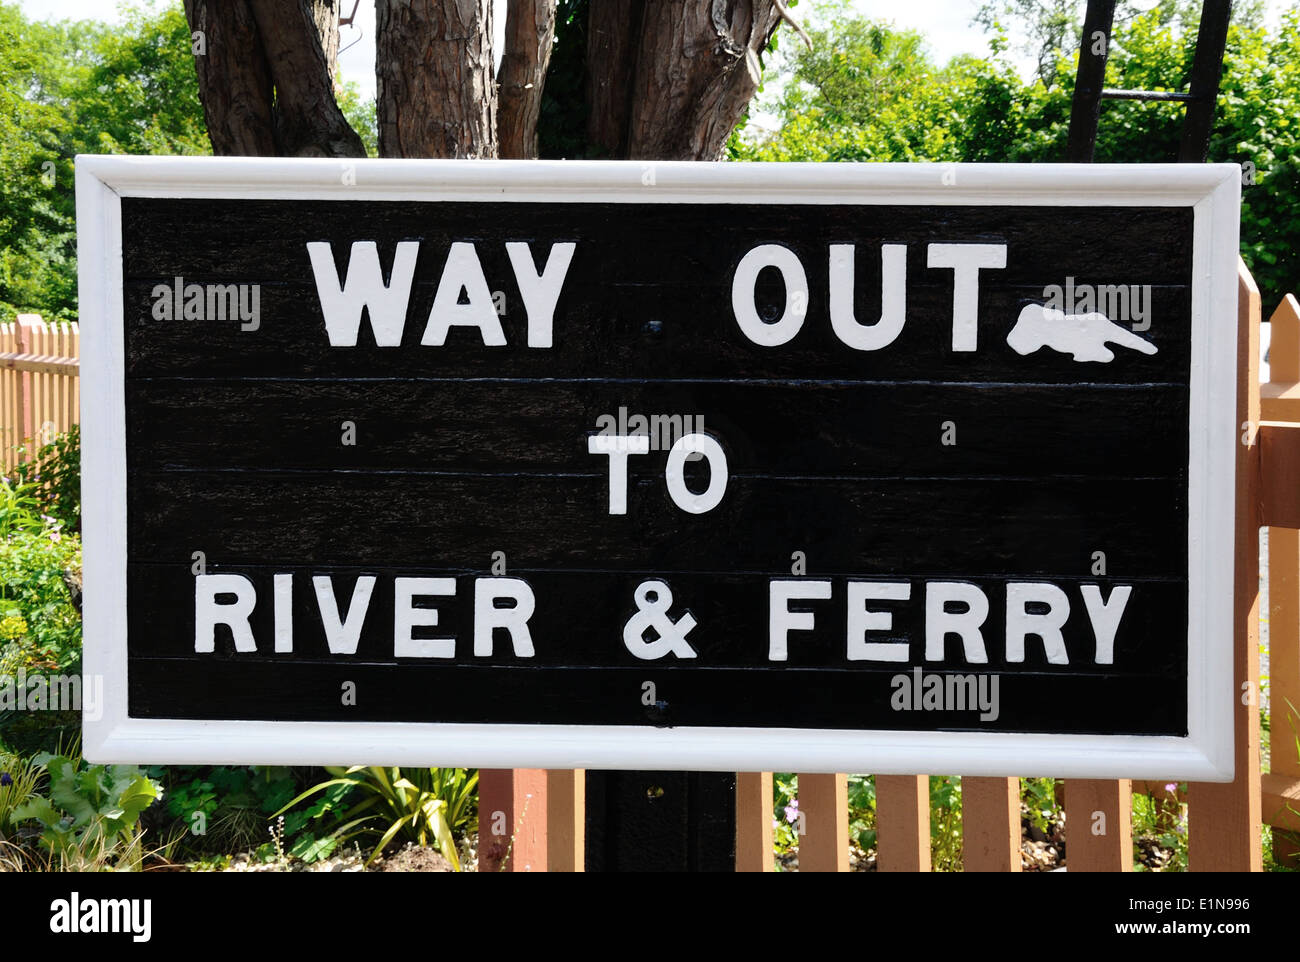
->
[498,0,558,159]
[308,0,342,79]
[624,0,781,161]
[584,0,642,158]
[184,0,363,158]
[248,0,366,157]
[376,0,498,159]
[183,0,276,156]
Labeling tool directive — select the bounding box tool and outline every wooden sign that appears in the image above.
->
[77,157,1240,778]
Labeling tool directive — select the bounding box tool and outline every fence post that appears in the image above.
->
[14,314,37,451]
[546,769,584,871]
[1266,293,1300,867]
[1065,779,1132,871]
[1188,258,1263,871]
[478,768,548,872]
[796,772,848,871]
[962,777,1021,871]
[735,772,774,872]
[877,774,930,871]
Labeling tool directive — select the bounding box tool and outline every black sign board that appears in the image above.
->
[78,158,1239,777]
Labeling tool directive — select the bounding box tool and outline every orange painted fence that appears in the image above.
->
[0,313,80,475]
[482,261,1300,872]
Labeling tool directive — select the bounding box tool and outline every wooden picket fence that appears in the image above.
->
[0,313,80,474]
[479,261,1300,872]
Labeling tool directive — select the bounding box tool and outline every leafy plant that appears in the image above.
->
[930,775,964,872]
[0,478,43,540]
[0,521,82,679]
[12,752,162,870]
[275,766,476,869]
[847,774,877,853]
[0,749,44,836]
[772,773,800,858]
[1132,782,1188,871]
[12,424,80,532]
[1021,776,1061,836]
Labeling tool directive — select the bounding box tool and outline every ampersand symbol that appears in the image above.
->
[622,580,697,660]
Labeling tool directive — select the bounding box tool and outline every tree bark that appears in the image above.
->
[498,0,558,159]
[308,0,342,79]
[184,0,362,157]
[624,0,781,161]
[183,0,277,156]
[249,0,366,157]
[584,0,642,158]
[376,0,498,159]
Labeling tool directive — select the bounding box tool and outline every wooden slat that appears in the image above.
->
[33,319,45,446]
[1,323,11,469]
[1065,779,1132,871]
[1258,423,1300,528]
[1189,257,1263,871]
[477,768,548,872]
[15,316,31,449]
[796,772,848,872]
[1259,295,1300,419]
[545,769,584,872]
[1266,291,1300,866]
[962,777,1021,872]
[877,774,930,871]
[71,323,80,426]
[735,771,774,872]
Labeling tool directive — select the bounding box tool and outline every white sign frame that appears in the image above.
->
[77,155,1241,778]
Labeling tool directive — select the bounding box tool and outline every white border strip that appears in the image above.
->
[76,157,1241,779]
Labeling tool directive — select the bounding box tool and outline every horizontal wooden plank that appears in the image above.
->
[120,198,1193,384]
[125,472,1189,576]
[121,199,1196,283]
[125,379,1189,478]
[124,657,1187,734]
[1261,383,1300,422]
[1261,773,1300,832]
[1260,422,1300,528]
[126,564,1188,675]
[0,353,79,375]
[121,281,1193,383]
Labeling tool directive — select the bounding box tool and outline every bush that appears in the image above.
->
[12,424,80,533]
[11,752,163,871]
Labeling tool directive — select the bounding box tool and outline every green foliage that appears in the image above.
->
[929,775,964,871]
[143,764,341,860]
[1021,776,1060,836]
[737,3,1300,311]
[12,424,80,532]
[772,772,800,855]
[0,516,81,677]
[0,477,42,540]
[12,751,162,870]
[0,1,208,322]
[336,79,377,158]
[1131,782,1189,871]
[537,0,592,159]
[0,747,44,836]
[846,773,876,852]
[275,765,476,869]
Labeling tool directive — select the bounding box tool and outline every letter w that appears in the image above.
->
[307,241,419,346]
